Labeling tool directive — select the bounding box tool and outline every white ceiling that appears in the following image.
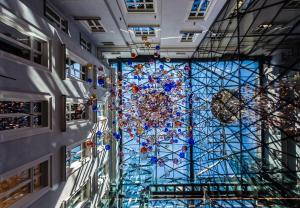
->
[53,0,226,59]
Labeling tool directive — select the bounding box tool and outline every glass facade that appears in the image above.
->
[116,59,270,207]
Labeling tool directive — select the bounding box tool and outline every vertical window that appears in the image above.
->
[65,140,93,174]
[44,1,69,33]
[65,58,86,81]
[66,144,82,169]
[80,34,92,52]
[189,0,210,19]
[0,21,49,67]
[0,100,48,132]
[0,160,50,208]
[65,102,88,122]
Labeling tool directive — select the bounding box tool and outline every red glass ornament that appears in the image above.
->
[131,52,137,59]
[132,85,139,94]
[140,147,148,154]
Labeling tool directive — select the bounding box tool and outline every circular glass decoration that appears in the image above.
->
[136,91,173,128]
[211,89,244,123]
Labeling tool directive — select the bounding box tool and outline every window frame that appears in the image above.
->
[188,0,211,19]
[44,0,69,34]
[0,154,52,208]
[124,0,155,13]
[0,6,51,71]
[80,33,92,53]
[65,50,88,81]
[65,140,93,176]
[65,100,89,123]
[0,91,51,143]
[129,26,156,37]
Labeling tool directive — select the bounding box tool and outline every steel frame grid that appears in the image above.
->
[113,58,300,208]
[116,59,193,208]
[109,0,300,207]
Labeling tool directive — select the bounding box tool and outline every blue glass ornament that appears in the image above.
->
[188,138,195,145]
[105,144,111,151]
[92,105,98,111]
[98,79,105,85]
[97,131,102,136]
[150,156,158,164]
[179,152,185,158]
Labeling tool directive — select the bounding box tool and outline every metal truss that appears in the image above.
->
[109,0,300,207]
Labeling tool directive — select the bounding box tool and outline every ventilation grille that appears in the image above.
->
[74,16,105,33]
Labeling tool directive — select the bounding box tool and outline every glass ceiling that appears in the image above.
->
[113,58,270,207]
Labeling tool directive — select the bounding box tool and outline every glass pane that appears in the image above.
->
[70,145,82,164]
[0,169,30,194]
[0,116,30,131]
[0,37,30,60]
[33,40,42,51]
[34,161,48,191]
[0,101,30,114]
[32,116,42,127]
[0,21,30,46]
[0,184,30,208]
[33,102,42,113]
[33,53,42,64]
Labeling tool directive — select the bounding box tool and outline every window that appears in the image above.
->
[0,21,49,67]
[180,32,196,42]
[80,34,92,52]
[129,26,156,36]
[66,102,88,122]
[65,182,90,208]
[189,0,210,19]
[124,0,154,12]
[0,159,50,208]
[44,1,68,33]
[65,140,93,174]
[0,100,48,132]
[65,58,86,81]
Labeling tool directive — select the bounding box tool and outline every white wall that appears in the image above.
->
[0,0,114,207]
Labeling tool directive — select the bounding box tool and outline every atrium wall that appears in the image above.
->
[0,0,116,207]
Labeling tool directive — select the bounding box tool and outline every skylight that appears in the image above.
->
[129,26,156,36]
[125,0,154,12]
[189,0,210,19]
